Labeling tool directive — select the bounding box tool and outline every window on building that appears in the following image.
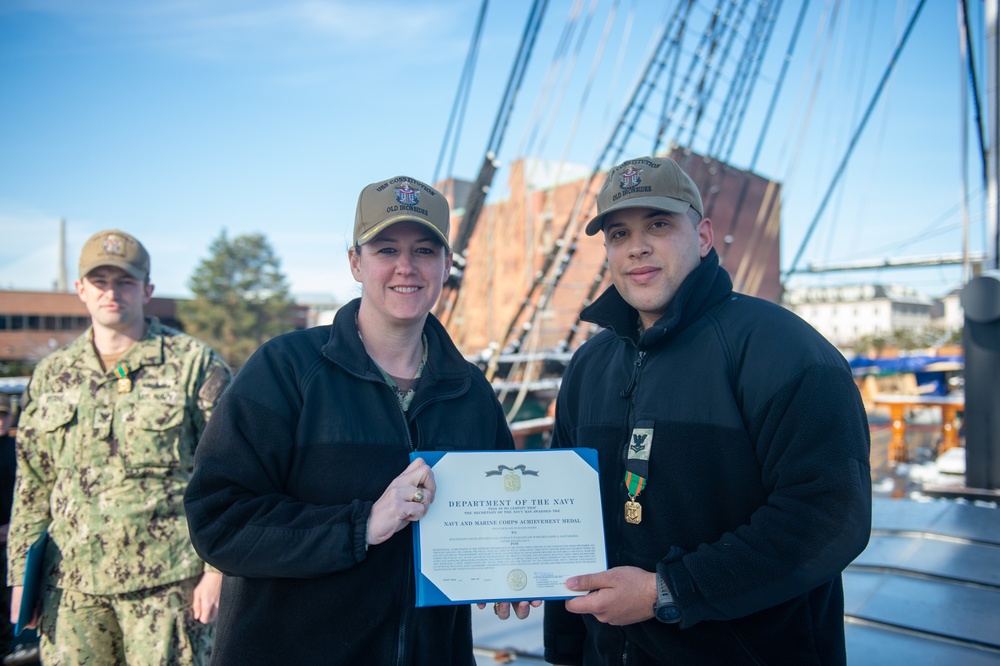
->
[10,315,24,330]
[28,316,41,330]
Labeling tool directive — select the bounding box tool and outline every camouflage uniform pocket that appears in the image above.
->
[120,394,186,474]
[37,393,79,469]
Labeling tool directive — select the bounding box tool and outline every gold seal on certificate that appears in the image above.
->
[411,449,607,607]
[507,569,527,591]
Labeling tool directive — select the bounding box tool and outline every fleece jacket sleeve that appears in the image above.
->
[663,363,872,626]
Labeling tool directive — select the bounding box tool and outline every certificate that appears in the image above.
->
[410,448,607,607]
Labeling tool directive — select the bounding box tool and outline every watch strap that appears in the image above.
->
[655,570,673,603]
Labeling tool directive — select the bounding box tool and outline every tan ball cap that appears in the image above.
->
[79,229,150,281]
[585,156,704,235]
[354,176,450,250]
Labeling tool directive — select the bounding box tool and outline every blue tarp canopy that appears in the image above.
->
[849,355,963,396]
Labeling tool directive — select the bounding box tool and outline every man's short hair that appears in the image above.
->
[687,206,702,227]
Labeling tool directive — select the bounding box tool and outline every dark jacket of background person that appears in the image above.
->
[543,249,872,665]
[185,298,515,666]
[0,403,15,660]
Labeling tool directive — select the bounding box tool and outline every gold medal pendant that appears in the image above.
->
[625,499,642,524]
[114,363,133,394]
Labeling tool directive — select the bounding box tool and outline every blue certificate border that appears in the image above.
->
[409,448,601,607]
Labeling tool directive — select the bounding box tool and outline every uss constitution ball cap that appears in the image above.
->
[79,229,151,281]
[354,176,451,250]
[585,156,704,236]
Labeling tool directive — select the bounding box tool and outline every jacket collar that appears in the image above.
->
[581,248,733,348]
[64,316,167,372]
[323,298,472,399]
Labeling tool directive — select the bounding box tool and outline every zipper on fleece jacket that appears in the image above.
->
[332,360,417,451]
[620,349,646,400]
[395,558,415,666]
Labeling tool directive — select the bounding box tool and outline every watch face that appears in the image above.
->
[655,603,682,623]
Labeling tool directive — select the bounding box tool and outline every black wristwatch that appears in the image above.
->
[653,571,682,624]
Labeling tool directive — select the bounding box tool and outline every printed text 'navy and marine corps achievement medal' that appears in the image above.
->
[114,364,132,394]
[485,464,539,492]
[624,421,654,524]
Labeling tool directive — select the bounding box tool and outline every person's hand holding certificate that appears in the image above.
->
[410,448,607,607]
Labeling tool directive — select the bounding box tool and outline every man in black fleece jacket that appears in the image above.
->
[543,156,872,665]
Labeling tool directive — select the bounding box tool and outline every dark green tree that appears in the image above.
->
[179,230,295,368]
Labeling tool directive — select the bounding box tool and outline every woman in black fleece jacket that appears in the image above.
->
[185,176,521,665]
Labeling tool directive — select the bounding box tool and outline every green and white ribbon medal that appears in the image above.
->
[623,421,653,524]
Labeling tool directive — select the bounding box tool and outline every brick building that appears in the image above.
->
[0,290,182,365]
[0,290,312,368]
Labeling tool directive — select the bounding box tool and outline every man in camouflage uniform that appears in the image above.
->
[6,229,231,665]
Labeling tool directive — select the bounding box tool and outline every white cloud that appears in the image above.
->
[4,0,467,61]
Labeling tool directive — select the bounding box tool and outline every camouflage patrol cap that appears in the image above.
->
[0,393,10,414]
[79,229,150,281]
[585,156,704,236]
[354,176,450,250]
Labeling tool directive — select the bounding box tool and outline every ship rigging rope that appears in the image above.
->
[602,0,640,125]
[960,0,989,188]
[550,0,622,169]
[509,0,602,208]
[500,0,624,419]
[718,0,784,163]
[708,0,768,158]
[750,0,809,170]
[433,0,489,184]
[515,0,590,162]
[784,0,929,279]
[677,0,778,235]
[488,2,691,371]
[445,0,549,267]
[486,0,549,159]
[818,0,881,267]
[718,0,804,268]
[650,0,714,155]
[772,0,843,188]
[678,0,748,151]
[857,186,984,257]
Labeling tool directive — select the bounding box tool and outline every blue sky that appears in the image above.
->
[0,0,990,303]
